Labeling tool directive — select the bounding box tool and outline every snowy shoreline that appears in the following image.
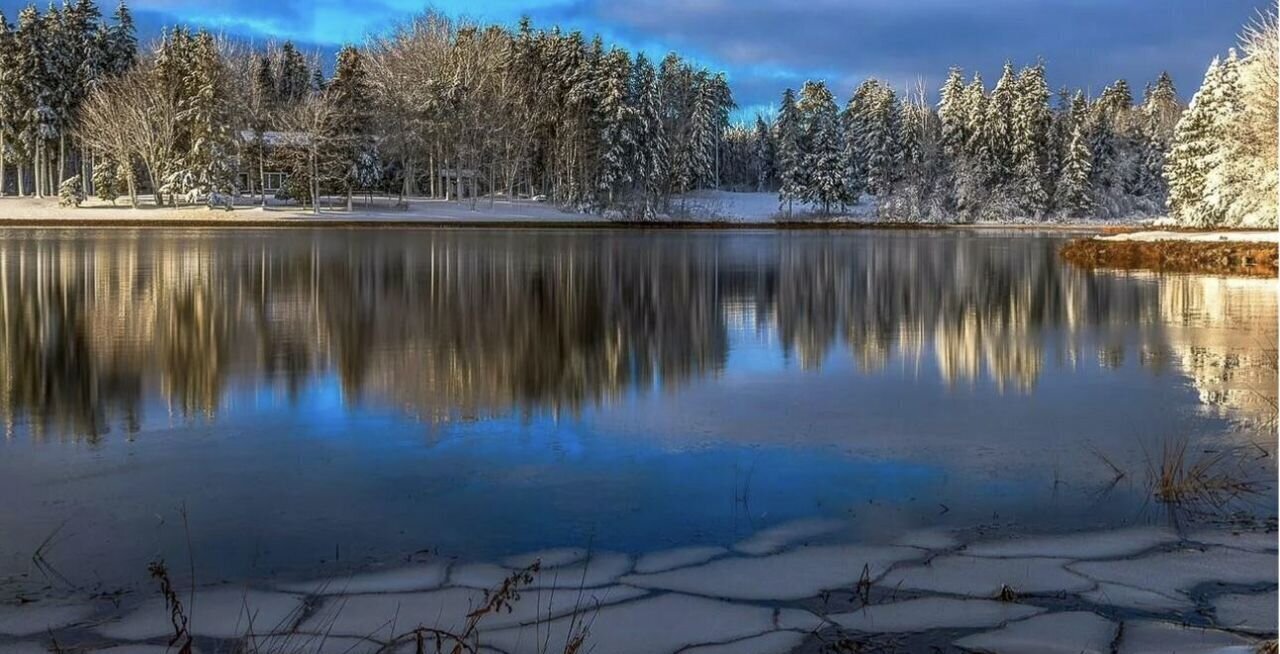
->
[1,520,1274,653]
[0,192,1155,229]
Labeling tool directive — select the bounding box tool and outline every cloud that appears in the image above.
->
[0,0,1264,114]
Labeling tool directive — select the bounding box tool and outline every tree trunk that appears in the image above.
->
[0,132,6,197]
[310,150,319,214]
[59,133,66,184]
[259,146,268,208]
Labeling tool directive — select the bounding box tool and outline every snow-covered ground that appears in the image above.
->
[1,520,1274,652]
[0,195,609,223]
[1099,229,1280,244]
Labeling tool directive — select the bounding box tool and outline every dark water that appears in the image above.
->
[0,228,1274,590]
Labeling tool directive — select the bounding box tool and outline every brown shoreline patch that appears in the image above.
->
[1061,238,1279,278]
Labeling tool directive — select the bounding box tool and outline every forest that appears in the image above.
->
[0,1,1274,225]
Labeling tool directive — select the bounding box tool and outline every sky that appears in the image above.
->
[6,0,1268,120]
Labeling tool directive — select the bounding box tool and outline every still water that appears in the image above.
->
[0,228,1274,591]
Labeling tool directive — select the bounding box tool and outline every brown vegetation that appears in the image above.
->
[1061,238,1278,277]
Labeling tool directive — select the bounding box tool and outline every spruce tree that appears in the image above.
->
[1166,58,1221,225]
[796,80,847,213]
[1011,64,1051,216]
[107,0,135,76]
[1056,122,1093,216]
[774,87,804,214]
[752,114,774,192]
[630,53,667,218]
[595,47,633,205]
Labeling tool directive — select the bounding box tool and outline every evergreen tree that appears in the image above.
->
[1166,57,1221,225]
[796,80,847,212]
[106,0,135,76]
[1011,64,1051,216]
[752,114,774,192]
[630,53,667,218]
[595,47,633,204]
[330,45,376,208]
[1056,122,1093,216]
[774,87,804,214]
[278,41,310,104]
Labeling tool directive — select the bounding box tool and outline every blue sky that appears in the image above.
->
[8,0,1267,120]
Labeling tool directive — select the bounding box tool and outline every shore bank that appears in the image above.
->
[1062,230,1280,277]
[0,193,1126,230]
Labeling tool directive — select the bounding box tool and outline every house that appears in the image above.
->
[237,130,308,195]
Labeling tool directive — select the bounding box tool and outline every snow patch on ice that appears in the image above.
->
[1070,547,1277,599]
[879,556,1094,598]
[681,630,807,654]
[733,518,845,555]
[278,562,449,595]
[953,611,1118,654]
[1188,531,1278,554]
[827,597,1044,633]
[1078,582,1194,612]
[97,588,304,640]
[246,634,383,654]
[634,546,729,574]
[479,593,816,654]
[895,528,961,551]
[1117,620,1257,654]
[963,527,1176,559]
[451,552,632,590]
[0,601,95,636]
[621,545,921,601]
[1213,590,1278,635]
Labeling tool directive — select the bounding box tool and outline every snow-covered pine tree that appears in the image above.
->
[0,11,14,195]
[863,82,901,202]
[982,61,1018,198]
[841,79,879,202]
[1056,120,1093,217]
[954,72,987,218]
[936,67,967,211]
[796,80,847,213]
[1200,49,1244,225]
[595,47,633,206]
[1135,72,1179,206]
[1011,64,1051,217]
[1165,57,1222,225]
[14,5,49,197]
[774,87,804,215]
[630,53,667,218]
[106,0,135,77]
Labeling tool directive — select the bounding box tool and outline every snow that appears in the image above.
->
[1069,547,1278,600]
[895,528,961,551]
[298,587,480,638]
[299,585,647,638]
[619,545,921,601]
[681,631,807,654]
[1079,582,1194,612]
[244,634,383,654]
[1116,620,1257,654]
[1212,591,1278,634]
[953,611,1118,654]
[451,552,633,590]
[0,601,95,636]
[732,518,845,555]
[1099,230,1280,244]
[97,588,305,640]
[878,556,1094,598]
[1188,531,1278,553]
[278,562,449,595]
[634,546,729,574]
[963,527,1177,559]
[828,597,1044,633]
[478,593,819,654]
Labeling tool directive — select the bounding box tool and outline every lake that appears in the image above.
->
[0,227,1274,649]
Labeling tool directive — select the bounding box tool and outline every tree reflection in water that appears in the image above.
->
[0,229,1273,439]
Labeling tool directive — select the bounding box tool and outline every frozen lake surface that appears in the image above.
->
[0,228,1273,651]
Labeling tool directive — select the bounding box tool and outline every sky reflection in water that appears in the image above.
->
[0,228,1273,588]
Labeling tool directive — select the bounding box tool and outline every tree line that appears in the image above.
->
[720,9,1276,227]
[0,2,1273,226]
[1,5,736,217]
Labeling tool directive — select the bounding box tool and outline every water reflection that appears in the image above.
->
[0,229,1273,438]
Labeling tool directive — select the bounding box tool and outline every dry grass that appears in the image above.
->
[1146,438,1269,510]
[1061,238,1279,277]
